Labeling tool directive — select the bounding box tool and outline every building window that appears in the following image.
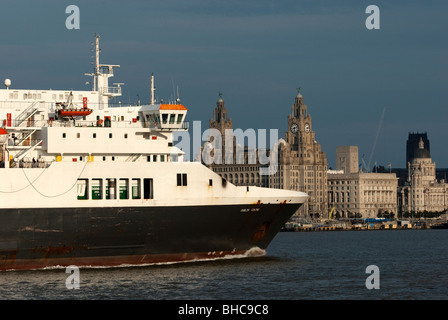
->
[124,133,128,139]
[77,179,89,200]
[91,179,102,200]
[109,133,113,138]
[119,179,129,199]
[143,178,154,199]
[93,133,96,138]
[62,133,66,138]
[106,179,117,199]
[177,173,188,186]
[132,179,141,199]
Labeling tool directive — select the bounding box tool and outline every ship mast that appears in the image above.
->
[94,34,100,91]
[151,73,156,105]
[84,34,122,109]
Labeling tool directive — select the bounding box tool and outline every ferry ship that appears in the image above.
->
[0,36,308,271]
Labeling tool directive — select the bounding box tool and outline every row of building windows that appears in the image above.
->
[77,173,190,200]
[63,154,177,163]
[219,172,260,184]
[77,178,154,200]
[63,132,130,139]
[7,91,94,102]
[214,166,260,172]
[329,180,395,185]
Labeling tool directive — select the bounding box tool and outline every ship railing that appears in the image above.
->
[5,158,52,169]
[0,100,45,111]
[2,118,190,130]
[4,119,43,128]
[8,138,43,148]
[99,86,122,96]
[13,119,144,129]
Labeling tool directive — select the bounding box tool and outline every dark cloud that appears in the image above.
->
[0,0,447,167]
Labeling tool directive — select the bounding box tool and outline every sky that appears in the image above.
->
[0,0,447,168]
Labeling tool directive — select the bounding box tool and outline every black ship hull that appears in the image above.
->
[0,202,301,270]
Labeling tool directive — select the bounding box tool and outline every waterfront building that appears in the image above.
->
[328,146,398,219]
[336,146,359,174]
[399,133,448,214]
[204,94,265,187]
[406,132,430,169]
[276,91,328,218]
[204,91,328,219]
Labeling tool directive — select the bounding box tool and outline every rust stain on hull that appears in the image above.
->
[32,245,75,258]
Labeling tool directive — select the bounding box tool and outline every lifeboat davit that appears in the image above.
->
[58,107,93,117]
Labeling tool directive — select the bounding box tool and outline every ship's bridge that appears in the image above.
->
[139,103,188,131]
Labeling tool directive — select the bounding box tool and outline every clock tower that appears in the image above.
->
[286,89,313,150]
[272,89,328,219]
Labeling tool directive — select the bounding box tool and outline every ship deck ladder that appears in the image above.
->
[14,101,41,127]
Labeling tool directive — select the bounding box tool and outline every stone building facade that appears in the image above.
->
[205,94,265,187]
[204,91,328,219]
[273,91,328,218]
[399,133,448,214]
[328,171,398,219]
[328,146,398,219]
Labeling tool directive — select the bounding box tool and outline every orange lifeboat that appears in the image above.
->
[58,107,93,117]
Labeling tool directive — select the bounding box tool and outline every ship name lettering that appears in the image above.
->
[240,208,260,213]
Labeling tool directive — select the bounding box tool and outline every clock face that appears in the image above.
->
[304,123,310,133]
[290,123,298,134]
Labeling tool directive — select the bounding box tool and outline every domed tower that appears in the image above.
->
[408,136,436,187]
[406,132,430,168]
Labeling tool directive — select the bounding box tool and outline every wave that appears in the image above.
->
[32,247,267,271]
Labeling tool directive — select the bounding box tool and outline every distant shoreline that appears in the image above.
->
[282,220,448,232]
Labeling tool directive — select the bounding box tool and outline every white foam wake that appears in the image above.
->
[11,247,267,271]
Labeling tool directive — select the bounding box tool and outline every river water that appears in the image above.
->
[1,229,447,300]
